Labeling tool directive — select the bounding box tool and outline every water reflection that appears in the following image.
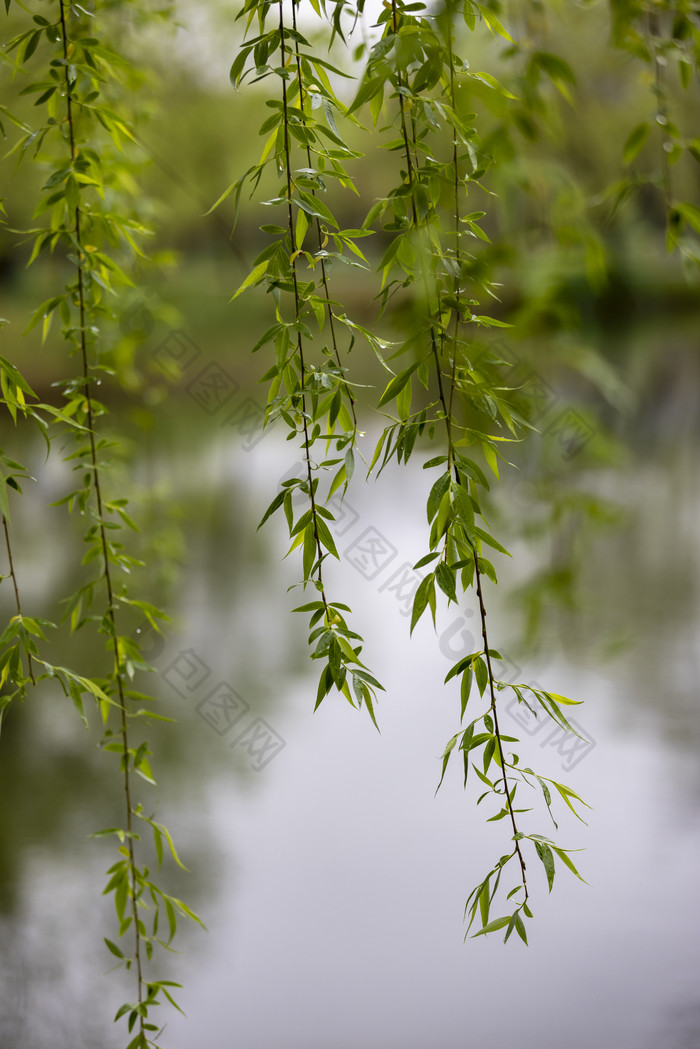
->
[1,412,699,1048]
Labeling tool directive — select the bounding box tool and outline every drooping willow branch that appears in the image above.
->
[346,0,591,941]
[646,8,673,216]
[230,0,384,724]
[442,8,530,907]
[390,0,528,907]
[2,3,206,1041]
[0,357,120,732]
[58,0,146,1031]
[289,1,357,429]
[279,0,330,611]
[2,0,199,1034]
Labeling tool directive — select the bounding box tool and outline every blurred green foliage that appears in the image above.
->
[2,0,699,661]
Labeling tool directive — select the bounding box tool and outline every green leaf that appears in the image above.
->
[396,376,411,420]
[474,527,510,557]
[482,736,496,773]
[144,817,190,871]
[344,448,354,482]
[410,573,435,635]
[676,202,700,235]
[164,896,177,941]
[347,75,385,116]
[315,664,333,710]
[514,912,528,945]
[295,190,339,228]
[23,296,64,337]
[170,893,205,927]
[23,30,41,62]
[471,71,518,99]
[258,489,286,529]
[0,356,37,397]
[479,878,490,927]
[471,315,513,328]
[482,443,500,479]
[546,691,582,706]
[315,516,339,559]
[476,3,515,43]
[436,732,460,792]
[435,561,456,603]
[427,472,450,523]
[534,840,555,892]
[472,915,511,937]
[530,776,556,828]
[549,779,591,822]
[473,656,488,696]
[445,653,478,685]
[451,484,475,536]
[378,360,421,408]
[231,259,269,300]
[477,557,498,585]
[67,678,89,729]
[104,938,125,959]
[533,51,576,86]
[534,691,584,738]
[623,122,649,165]
[302,521,316,580]
[413,551,441,570]
[551,846,588,883]
[460,668,473,721]
[0,479,11,522]
[230,44,254,87]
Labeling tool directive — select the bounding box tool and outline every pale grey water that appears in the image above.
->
[1,428,699,1049]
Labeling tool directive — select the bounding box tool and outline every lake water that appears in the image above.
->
[1,420,699,1049]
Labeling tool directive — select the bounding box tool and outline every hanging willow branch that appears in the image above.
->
[227,0,385,724]
[2,1,203,1042]
[343,0,590,941]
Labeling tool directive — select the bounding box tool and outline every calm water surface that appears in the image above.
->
[1,427,699,1049]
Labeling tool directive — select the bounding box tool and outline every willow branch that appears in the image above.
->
[290,1,357,428]
[392,0,528,901]
[279,0,331,622]
[59,0,145,1029]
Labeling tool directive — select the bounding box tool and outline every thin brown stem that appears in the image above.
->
[472,551,529,902]
[2,516,36,685]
